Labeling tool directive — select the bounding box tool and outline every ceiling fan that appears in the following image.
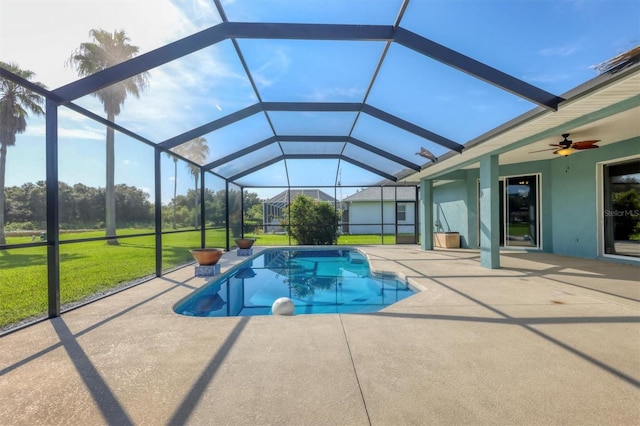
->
[530,133,601,156]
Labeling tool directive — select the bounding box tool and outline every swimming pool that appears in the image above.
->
[174,248,415,317]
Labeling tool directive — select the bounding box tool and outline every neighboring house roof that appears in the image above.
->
[265,189,336,204]
[343,186,417,202]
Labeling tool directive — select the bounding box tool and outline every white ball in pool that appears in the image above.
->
[272,297,295,316]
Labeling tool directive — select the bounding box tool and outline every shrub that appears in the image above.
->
[5,222,38,231]
[284,195,341,245]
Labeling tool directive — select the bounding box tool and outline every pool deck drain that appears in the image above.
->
[1,246,639,425]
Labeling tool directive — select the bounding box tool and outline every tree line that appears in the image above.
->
[3,181,263,232]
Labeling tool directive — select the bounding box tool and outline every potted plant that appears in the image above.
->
[189,248,224,265]
[234,238,256,249]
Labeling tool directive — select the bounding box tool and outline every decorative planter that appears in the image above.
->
[434,232,460,249]
[189,248,223,265]
[235,238,256,249]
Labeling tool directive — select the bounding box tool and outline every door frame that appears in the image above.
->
[476,173,542,249]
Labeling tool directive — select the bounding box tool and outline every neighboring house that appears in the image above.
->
[262,189,336,233]
[404,51,640,268]
[342,186,418,237]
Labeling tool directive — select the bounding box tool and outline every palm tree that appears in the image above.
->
[0,62,45,245]
[171,137,209,228]
[165,152,179,229]
[68,29,148,244]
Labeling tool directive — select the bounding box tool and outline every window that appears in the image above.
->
[397,203,406,222]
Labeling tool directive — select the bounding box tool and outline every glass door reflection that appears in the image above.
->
[603,159,640,258]
[505,175,539,248]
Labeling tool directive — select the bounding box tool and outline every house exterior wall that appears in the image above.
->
[397,202,417,235]
[429,137,639,261]
[346,201,416,234]
[433,180,469,247]
[549,137,638,258]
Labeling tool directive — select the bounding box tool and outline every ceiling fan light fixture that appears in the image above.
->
[556,147,575,156]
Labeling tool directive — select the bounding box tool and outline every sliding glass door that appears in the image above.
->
[504,175,539,247]
[603,159,640,258]
[477,174,541,248]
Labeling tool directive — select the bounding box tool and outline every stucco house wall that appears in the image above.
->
[347,201,411,234]
[549,136,638,258]
[433,180,469,247]
[343,187,418,235]
[430,136,639,258]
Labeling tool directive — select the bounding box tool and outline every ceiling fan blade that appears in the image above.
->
[572,140,601,149]
[529,148,557,153]
[532,135,600,155]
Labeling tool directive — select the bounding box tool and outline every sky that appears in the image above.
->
[1,0,639,202]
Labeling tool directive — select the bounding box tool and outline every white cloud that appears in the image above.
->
[22,124,45,137]
[538,44,581,57]
[59,107,97,122]
[0,0,221,89]
[21,122,105,141]
[301,86,363,102]
[111,55,246,140]
[252,47,291,89]
[59,127,105,140]
[1,0,250,144]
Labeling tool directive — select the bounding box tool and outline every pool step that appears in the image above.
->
[265,251,288,269]
[347,251,366,264]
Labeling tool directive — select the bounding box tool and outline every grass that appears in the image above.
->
[1,229,410,330]
[0,229,227,330]
[507,223,531,237]
[244,233,405,245]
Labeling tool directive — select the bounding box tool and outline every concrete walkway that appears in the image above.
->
[1,246,639,425]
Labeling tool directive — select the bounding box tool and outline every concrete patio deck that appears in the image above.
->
[1,246,639,425]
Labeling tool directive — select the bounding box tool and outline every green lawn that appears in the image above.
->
[507,223,531,237]
[244,232,403,245]
[0,229,227,329]
[1,229,408,330]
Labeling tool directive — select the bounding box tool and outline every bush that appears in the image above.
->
[5,222,38,231]
[284,195,341,245]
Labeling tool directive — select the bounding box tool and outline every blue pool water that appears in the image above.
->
[174,248,415,317]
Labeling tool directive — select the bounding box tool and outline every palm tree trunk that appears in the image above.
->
[194,174,199,229]
[105,114,117,244]
[0,143,8,245]
[172,158,177,229]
